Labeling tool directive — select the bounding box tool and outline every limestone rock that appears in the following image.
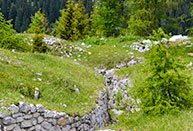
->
[58,117,67,126]
[49,126,62,131]
[13,125,22,131]
[12,113,23,118]
[24,114,32,120]
[4,124,16,131]
[41,121,52,130]
[3,117,16,125]
[35,125,41,130]
[44,110,56,118]
[37,116,44,124]
[36,104,44,113]
[19,102,30,113]
[16,117,24,123]
[62,125,71,131]
[21,120,33,128]
[9,105,19,114]
[33,112,40,118]
[0,112,10,119]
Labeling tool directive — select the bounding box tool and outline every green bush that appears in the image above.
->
[132,41,193,114]
[32,34,50,53]
[0,12,30,51]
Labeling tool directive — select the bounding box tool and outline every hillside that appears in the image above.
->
[0,48,105,116]
[0,35,193,130]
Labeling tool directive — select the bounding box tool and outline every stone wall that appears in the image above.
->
[0,93,110,131]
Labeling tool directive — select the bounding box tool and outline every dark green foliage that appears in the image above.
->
[127,0,157,36]
[27,10,49,34]
[132,40,193,114]
[32,34,50,53]
[0,0,192,35]
[0,0,94,32]
[74,0,89,39]
[0,11,29,51]
[56,0,77,41]
[56,0,89,41]
[91,0,125,37]
[127,0,193,36]
[186,2,193,36]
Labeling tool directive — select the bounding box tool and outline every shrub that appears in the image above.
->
[27,10,49,34]
[32,34,50,53]
[0,11,30,51]
[132,41,193,114]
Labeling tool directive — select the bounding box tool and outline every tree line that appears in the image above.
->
[0,0,193,40]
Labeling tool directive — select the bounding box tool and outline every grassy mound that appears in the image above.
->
[0,48,105,116]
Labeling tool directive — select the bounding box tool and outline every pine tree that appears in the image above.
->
[0,11,20,50]
[73,0,89,39]
[132,40,193,114]
[56,0,77,41]
[127,0,183,36]
[91,0,125,37]
[56,0,88,41]
[27,10,49,34]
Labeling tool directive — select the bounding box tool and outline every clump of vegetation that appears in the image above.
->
[0,11,30,51]
[27,10,49,34]
[132,41,193,114]
[32,34,50,53]
[56,0,89,41]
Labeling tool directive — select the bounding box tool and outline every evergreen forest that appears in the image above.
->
[0,0,192,36]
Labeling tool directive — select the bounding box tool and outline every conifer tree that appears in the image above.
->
[27,10,49,34]
[91,0,125,37]
[127,0,183,36]
[56,0,89,41]
[0,11,15,47]
[73,0,89,39]
[56,0,77,41]
[0,11,26,51]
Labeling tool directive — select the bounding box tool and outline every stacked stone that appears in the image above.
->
[96,59,140,121]
[0,93,110,131]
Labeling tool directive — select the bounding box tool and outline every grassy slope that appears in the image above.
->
[104,110,193,131]
[0,48,105,116]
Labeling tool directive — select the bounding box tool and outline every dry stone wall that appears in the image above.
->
[0,93,110,131]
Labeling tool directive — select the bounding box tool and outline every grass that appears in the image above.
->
[0,48,105,116]
[103,110,193,131]
[115,43,193,84]
[75,36,142,69]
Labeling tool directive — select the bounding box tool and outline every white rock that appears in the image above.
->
[81,43,85,46]
[63,104,67,108]
[37,78,42,81]
[74,85,80,95]
[112,109,124,116]
[142,39,152,44]
[169,35,189,42]
[34,87,40,100]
